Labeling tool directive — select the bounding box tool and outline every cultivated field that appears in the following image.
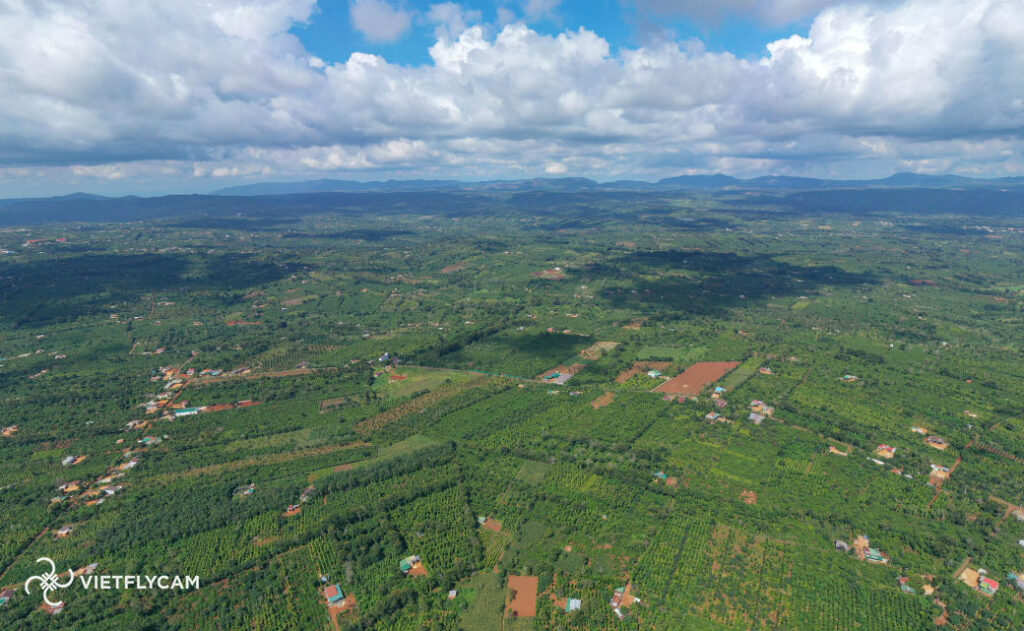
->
[654,361,741,395]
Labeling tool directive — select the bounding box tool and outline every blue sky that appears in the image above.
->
[293,1,803,67]
[0,0,1022,197]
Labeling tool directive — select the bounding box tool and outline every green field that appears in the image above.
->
[378,366,474,398]
[635,345,705,362]
[458,572,506,631]
[718,356,763,390]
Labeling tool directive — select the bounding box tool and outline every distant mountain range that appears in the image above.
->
[211,173,1024,196]
[0,173,1022,227]
[0,192,111,208]
[2,173,1023,209]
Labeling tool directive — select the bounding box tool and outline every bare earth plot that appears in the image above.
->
[506,575,539,618]
[591,391,616,409]
[532,269,566,280]
[654,361,741,396]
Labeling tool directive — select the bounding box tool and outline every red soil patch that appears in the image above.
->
[591,391,615,409]
[481,517,503,533]
[326,593,358,631]
[507,575,539,618]
[203,403,236,412]
[406,562,428,577]
[654,361,741,395]
[532,269,566,280]
[741,490,758,505]
[332,593,357,613]
[909,279,937,286]
[333,463,356,472]
[615,361,671,384]
[611,583,639,610]
[441,263,466,274]
[283,506,302,517]
[620,584,638,608]
[666,477,679,488]
[389,374,408,381]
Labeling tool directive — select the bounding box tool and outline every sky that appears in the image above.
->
[0,0,1022,197]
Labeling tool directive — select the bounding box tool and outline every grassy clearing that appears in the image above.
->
[377,433,440,458]
[380,366,473,398]
[514,460,551,484]
[458,572,505,631]
[637,345,706,362]
[719,356,763,391]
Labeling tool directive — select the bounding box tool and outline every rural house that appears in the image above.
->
[875,444,897,459]
[325,584,345,604]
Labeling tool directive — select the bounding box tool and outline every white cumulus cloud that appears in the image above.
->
[632,0,899,25]
[523,0,562,21]
[426,3,482,39]
[349,0,413,42]
[0,0,1022,195]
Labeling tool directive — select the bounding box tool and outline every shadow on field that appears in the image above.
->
[0,252,296,326]
[281,228,415,241]
[592,249,876,317]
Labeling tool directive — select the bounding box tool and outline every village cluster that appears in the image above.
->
[5,356,272,616]
[137,364,260,419]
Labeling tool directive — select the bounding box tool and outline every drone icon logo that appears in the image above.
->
[24,557,75,606]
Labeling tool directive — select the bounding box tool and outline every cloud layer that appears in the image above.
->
[1,0,1023,194]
